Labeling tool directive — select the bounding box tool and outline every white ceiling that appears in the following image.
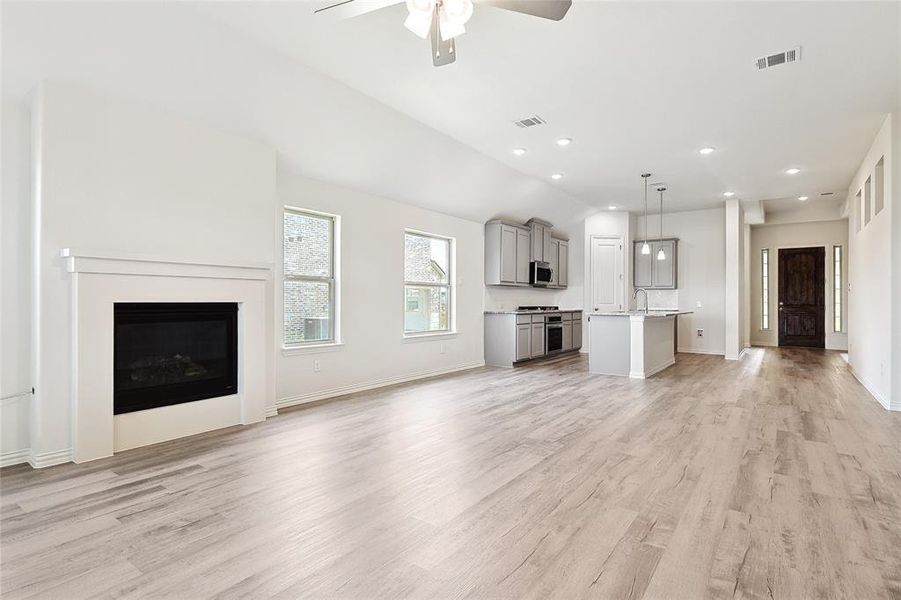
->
[195,1,900,214]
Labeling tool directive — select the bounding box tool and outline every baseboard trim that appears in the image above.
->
[264,406,279,418]
[676,348,724,356]
[630,358,676,379]
[276,361,486,410]
[849,366,893,411]
[29,448,73,469]
[1,449,31,468]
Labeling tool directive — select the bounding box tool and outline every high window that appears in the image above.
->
[833,245,843,333]
[404,231,452,334]
[761,248,770,330]
[283,208,337,345]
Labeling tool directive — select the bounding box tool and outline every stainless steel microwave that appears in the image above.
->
[530,261,553,286]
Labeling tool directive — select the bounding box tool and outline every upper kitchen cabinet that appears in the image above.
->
[527,218,554,262]
[633,238,678,289]
[548,237,568,288]
[485,220,531,286]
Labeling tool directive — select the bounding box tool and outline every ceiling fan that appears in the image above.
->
[315,0,572,67]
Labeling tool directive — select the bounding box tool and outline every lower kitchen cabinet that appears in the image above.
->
[515,324,531,361]
[484,311,583,367]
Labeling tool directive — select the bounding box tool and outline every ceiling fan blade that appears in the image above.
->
[313,0,403,19]
[430,10,457,66]
[474,0,572,21]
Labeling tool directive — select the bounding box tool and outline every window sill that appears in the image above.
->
[282,342,345,356]
[402,331,458,343]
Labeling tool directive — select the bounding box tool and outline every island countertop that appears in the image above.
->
[484,309,584,315]
[589,310,693,319]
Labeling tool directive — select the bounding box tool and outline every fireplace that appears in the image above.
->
[114,303,238,415]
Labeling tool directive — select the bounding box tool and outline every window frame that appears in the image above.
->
[833,244,843,333]
[760,248,770,331]
[403,229,455,337]
[282,206,339,348]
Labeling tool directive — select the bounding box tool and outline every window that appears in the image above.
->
[404,231,452,334]
[283,208,337,345]
[760,248,770,330]
[875,157,885,216]
[864,176,872,226]
[833,245,843,333]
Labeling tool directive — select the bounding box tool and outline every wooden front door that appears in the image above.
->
[778,247,825,348]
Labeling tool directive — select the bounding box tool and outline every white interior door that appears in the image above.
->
[591,236,623,312]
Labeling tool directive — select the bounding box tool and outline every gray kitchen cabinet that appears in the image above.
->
[547,238,559,286]
[562,321,573,351]
[485,220,531,286]
[573,317,583,349]
[633,238,678,289]
[515,229,530,284]
[557,240,568,288]
[515,324,531,361]
[484,311,582,367]
[527,218,554,262]
[530,323,546,357]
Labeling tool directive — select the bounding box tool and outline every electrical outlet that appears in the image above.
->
[697,329,704,338]
[696,300,702,308]
[440,343,447,354]
[313,360,321,373]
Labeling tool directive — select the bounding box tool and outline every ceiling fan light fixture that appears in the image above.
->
[439,15,466,40]
[404,10,433,38]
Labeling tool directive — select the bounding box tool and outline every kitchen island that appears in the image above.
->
[588,311,691,378]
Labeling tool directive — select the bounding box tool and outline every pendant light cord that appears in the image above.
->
[641,173,651,245]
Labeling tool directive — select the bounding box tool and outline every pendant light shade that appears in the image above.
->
[641,173,652,255]
[656,187,666,261]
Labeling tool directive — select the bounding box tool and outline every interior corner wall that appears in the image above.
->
[635,207,727,356]
[848,114,894,410]
[892,110,901,411]
[1,95,33,462]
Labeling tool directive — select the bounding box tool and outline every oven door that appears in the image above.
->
[546,315,563,353]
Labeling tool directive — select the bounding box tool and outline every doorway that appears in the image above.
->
[590,236,623,313]
[778,247,825,348]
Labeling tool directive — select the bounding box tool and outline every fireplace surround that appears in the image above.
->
[114,302,238,414]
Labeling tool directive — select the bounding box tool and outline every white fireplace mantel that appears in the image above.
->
[62,248,275,463]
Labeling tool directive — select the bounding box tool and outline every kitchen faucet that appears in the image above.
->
[633,288,649,314]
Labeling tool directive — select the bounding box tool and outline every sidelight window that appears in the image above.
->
[761,248,770,330]
[404,231,453,335]
[833,245,843,333]
[283,208,338,346]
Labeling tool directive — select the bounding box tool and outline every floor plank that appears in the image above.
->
[2,348,901,599]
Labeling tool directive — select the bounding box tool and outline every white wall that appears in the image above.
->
[749,220,849,350]
[635,208,726,356]
[847,114,895,409]
[19,82,278,464]
[276,172,484,407]
[0,2,589,463]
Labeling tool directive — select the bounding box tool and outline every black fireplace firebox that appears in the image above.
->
[114,303,238,415]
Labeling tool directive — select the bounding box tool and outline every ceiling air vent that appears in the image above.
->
[755,46,801,71]
[513,115,546,128]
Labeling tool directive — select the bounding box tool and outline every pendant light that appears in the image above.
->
[640,173,651,255]
[656,186,667,261]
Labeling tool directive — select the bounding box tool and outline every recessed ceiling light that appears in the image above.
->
[798,196,809,201]
[608,206,617,210]
[512,148,527,156]
[551,173,564,180]
[723,191,735,197]
[699,147,716,155]
[785,168,801,175]
[556,137,573,147]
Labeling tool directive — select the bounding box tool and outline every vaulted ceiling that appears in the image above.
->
[195,1,900,213]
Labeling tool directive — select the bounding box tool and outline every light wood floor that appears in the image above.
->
[2,348,901,599]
